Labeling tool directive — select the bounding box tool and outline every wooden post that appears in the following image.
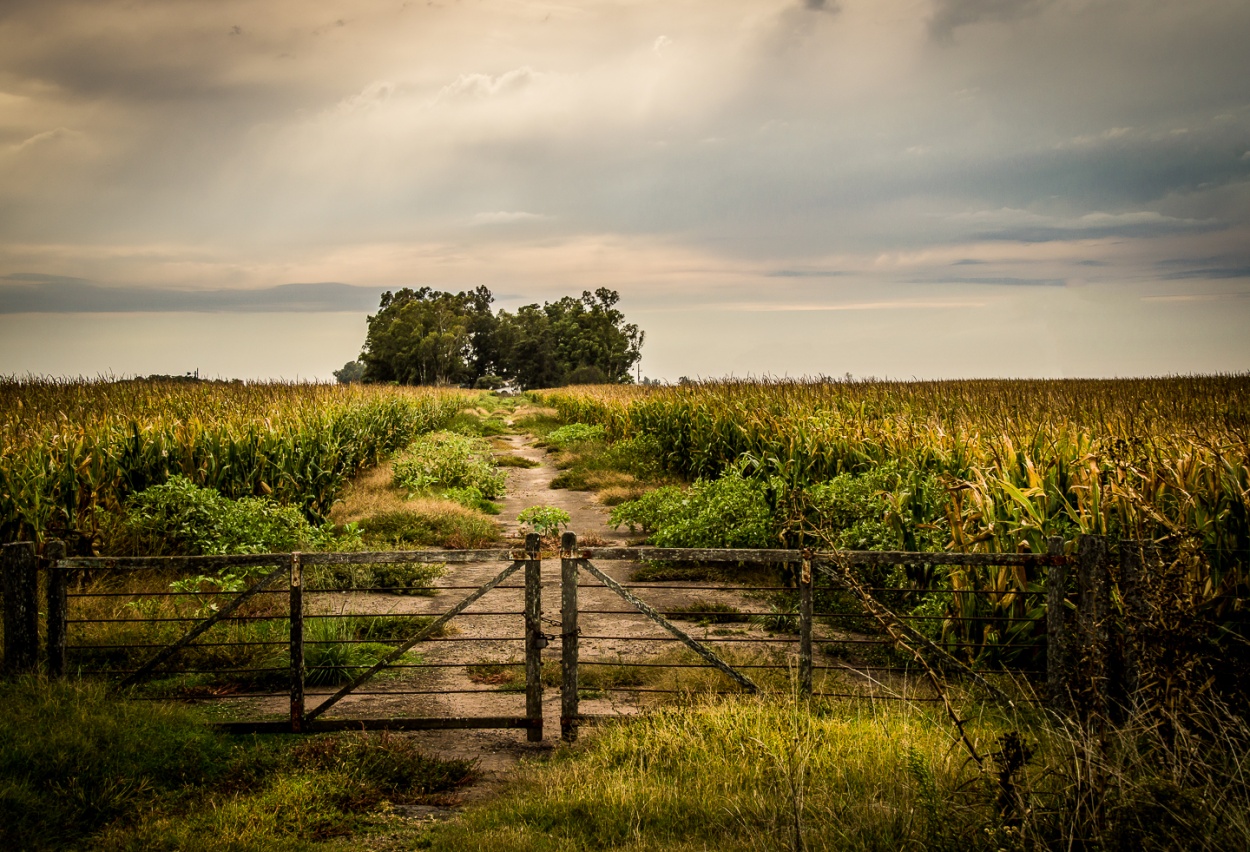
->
[289,553,305,733]
[1120,540,1150,704]
[45,541,68,678]
[524,533,544,742]
[799,554,813,697]
[1045,536,1070,708]
[2,542,39,676]
[560,531,579,741]
[1076,535,1109,718]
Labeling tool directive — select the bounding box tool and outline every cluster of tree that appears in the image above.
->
[334,286,644,389]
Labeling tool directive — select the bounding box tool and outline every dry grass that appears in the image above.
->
[597,484,648,506]
[328,461,501,548]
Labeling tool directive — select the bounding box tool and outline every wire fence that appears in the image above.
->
[1,533,1182,737]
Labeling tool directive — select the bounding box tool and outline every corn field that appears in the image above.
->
[541,377,1250,669]
[0,378,467,547]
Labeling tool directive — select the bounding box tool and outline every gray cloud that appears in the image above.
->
[929,0,1052,39]
[922,276,1066,287]
[1158,266,1250,281]
[0,275,384,313]
[1,0,1249,378]
[765,269,848,278]
[972,218,1224,244]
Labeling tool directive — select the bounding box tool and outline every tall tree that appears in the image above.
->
[357,285,643,388]
[360,287,485,385]
[497,289,644,389]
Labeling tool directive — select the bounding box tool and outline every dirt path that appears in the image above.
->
[204,425,900,828]
[300,432,665,804]
[298,431,789,812]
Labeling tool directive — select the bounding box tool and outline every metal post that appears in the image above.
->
[799,554,813,697]
[560,531,579,741]
[2,542,39,676]
[45,541,68,678]
[1120,540,1150,704]
[289,553,305,733]
[524,533,544,742]
[1077,535,1109,718]
[1045,536,1069,708]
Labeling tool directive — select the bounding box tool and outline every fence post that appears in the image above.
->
[1120,540,1150,704]
[289,553,305,733]
[524,533,544,742]
[44,540,68,678]
[1076,535,1109,718]
[560,531,579,741]
[799,553,813,697]
[2,542,39,677]
[1045,536,1070,708]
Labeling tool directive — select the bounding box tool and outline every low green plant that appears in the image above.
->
[544,422,606,449]
[354,507,499,550]
[446,411,510,437]
[517,505,571,538]
[511,411,563,438]
[0,678,472,851]
[308,557,444,595]
[303,617,400,686]
[443,485,502,515]
[105,475,349,556]
[611,462,775,548]
[392,431,506,499]
[494,454,540,468]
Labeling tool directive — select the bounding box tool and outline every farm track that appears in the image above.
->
[222,430,879,816]
[302,431,780,808]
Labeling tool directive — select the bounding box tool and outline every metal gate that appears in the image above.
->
[5,534,1130,738]
[40,537,549,736]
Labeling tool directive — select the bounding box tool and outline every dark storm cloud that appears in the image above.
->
[0,275,384,313]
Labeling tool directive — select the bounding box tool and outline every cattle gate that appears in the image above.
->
[2,534,1144,739]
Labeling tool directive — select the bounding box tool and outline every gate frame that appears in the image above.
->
[17,534,1122,739]
[42,537,546,736]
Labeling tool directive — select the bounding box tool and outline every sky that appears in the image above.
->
[1,0,1248,381]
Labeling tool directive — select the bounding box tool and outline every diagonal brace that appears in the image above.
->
[304,560,526,723]
[579,559,758,693]
[119,561,289,688]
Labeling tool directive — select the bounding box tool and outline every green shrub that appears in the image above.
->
[392,431,505,499]
[106,475,345,556]
[610,464,775,548]
[597,433,666,479]
[444,485,502,515]
[544,423,606,449]
[793,461,949,552]
[517,505,571,538]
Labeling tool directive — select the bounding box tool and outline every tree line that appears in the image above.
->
[334,286,644,389]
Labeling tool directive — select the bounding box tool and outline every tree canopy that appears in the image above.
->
[358,286,643,389]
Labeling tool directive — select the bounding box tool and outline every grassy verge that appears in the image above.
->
[521,420,673,506]
[0,678,473,852]
[419,693,1250,851]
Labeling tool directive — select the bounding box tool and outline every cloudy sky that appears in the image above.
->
[1,0,1248,380]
